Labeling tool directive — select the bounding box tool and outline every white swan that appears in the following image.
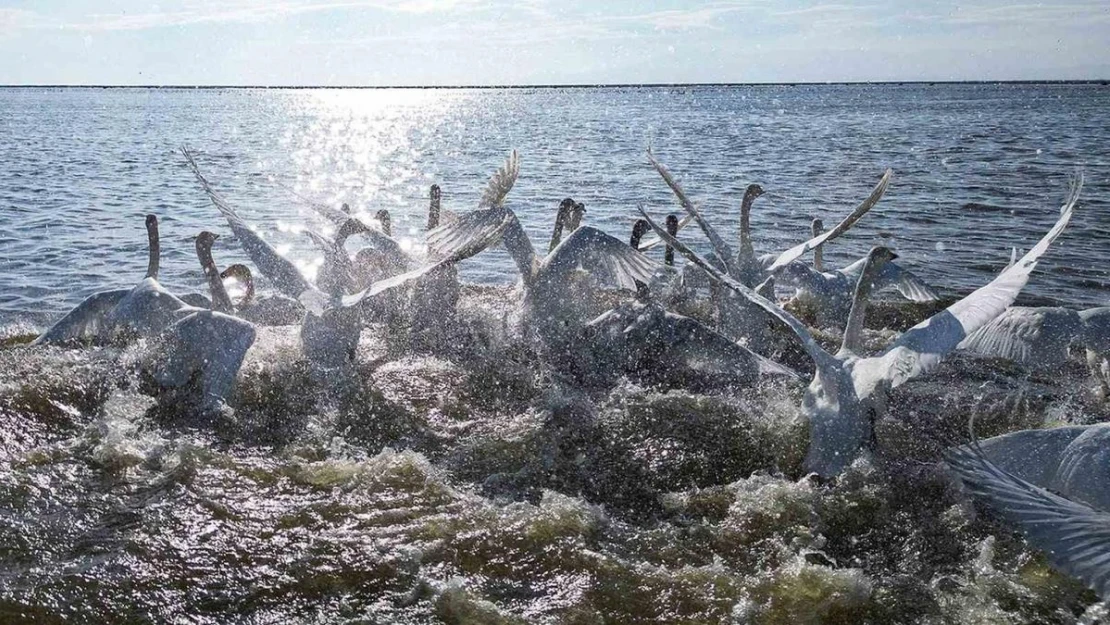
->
[638,173,1081,476]
[777,259,941,330]
[945,433,1110,601]
[647,152,892,350]
[33,214,200,345]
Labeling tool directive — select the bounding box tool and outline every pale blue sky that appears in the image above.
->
[1,1,1107,85]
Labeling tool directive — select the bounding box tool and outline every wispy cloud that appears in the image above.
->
[58,0,489,32]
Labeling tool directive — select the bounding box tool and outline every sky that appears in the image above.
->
[0,1,1108,85]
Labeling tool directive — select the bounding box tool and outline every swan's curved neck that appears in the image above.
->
[428,184,441,231]
[840,254,886,354]
[145,217,160,279]
[739,189,757,256]
[549,204,569,253]
[196,241,234,313]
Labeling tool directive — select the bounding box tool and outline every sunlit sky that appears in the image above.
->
[1,1,1107,85]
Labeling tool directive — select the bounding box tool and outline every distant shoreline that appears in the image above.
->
[0,80,1107,89]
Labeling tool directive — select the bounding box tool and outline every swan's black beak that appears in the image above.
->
[889,251,899,261]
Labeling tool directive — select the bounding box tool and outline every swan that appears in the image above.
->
[945,432,1110,601]
[33,214,200,345]
[958,305,1110,392]
[425,152,665,357]
[647,151,892,350]
[638,173,1082,476]
[648,150,893,286]
[183,148,511,366]
[777,260,940,330]
[777,219,941,328]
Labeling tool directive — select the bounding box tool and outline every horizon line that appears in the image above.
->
[1,79,1108,89]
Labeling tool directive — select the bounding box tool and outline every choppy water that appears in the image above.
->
[3,85,1110,623]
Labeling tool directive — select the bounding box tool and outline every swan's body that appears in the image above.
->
[778,218,940,327]
[640,174,1082,476]
[946,433,1110,600]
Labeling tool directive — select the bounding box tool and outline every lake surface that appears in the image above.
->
[1,84,1108,326]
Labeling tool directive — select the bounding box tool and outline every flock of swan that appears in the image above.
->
[29,147,1110,599]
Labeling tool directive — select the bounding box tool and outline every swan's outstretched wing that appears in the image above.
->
[182,148,313,300]
[350,225,414,268]
[958,307,1080,365]
[541,226,664,292]
[868,175,1081,390]
[764,169,893,272]
[637,213,694,252]
[946,443,1110,601]
[878,261,941,302]
[647,150,739,275]
[478,150,519,209]
[637,205,836,370]
[32,289,131,346]
[342,210,513,308]
[273,179,350,226]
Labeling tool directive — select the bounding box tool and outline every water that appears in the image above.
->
[1,84,1108,325]
[2,85,1110,623]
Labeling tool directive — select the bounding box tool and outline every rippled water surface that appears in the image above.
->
[1,84,1108,324]
[2,85,1110,624]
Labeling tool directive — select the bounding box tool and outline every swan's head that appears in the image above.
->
[665,214,679,234]
[145,214,158,230]
[340,202,351,214]
[867,246,899,266]
[812,217,824,236]
[570,201,587,223]
[745,183,765,200]
[195,231,219,253]
[430,184,441,201]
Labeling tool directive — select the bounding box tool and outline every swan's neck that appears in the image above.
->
[549,205,569,253]
[145,219,160,279]
[197,243,234,313]
[664,217,679,267]
[812,222,824,271]
[739,191,756,256]
[428,185,441,231]
[840,256,885,354]
[502,214,539,286]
